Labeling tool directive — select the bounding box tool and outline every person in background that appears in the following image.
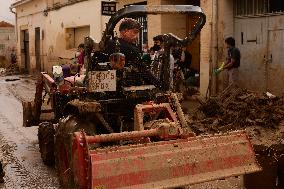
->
[106,18,163,87]
[141,43,152,66]
[76,43,85,72]
[10,47,17,65]
[71,43,84,75]
[142,43,149,54]
[149,35,164,60]
[223,37,241,87]
[149,35,163,59]
[180,47,192,70]
[151,35,163,52]
[150,34,175,90]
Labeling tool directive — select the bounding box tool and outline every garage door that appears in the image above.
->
[234,0,284,95]
[267,29,284,95]
[234,17,267,92]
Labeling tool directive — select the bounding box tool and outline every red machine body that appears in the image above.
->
[72,130,260,189]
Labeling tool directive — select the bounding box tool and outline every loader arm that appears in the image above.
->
[99,5,206,51]
[96,5,206,91]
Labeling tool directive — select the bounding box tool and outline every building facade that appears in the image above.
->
[11,0,110,74]
[0,21,16,67]
[211,0,284,96]
[233,0,284,96]
[11,0,284,96]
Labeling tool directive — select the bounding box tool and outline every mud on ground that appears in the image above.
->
[186,87,284,189]
[5,75,275,189]
[188,88,284,147]
[0,75,59,189]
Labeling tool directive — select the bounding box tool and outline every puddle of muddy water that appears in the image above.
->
[244,144,284,189]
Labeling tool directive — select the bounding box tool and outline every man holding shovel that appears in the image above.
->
[214,37,241,87]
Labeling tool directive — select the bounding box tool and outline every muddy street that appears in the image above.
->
[0,75,59,189]
[0,74,245,189]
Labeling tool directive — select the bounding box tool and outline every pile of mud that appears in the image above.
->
[5,64,20,75]
[189,88,284,137]
[0,65,20,76]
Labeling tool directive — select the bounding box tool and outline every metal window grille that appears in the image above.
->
[135,16,148,48]
[124,2,148,49]
[235,0,284,16]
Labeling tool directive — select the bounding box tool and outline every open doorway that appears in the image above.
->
[20,30,30,72]
[65,26,90,49]
[35,27,41,72]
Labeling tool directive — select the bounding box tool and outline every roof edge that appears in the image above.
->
[0,21,15,28]
[11,0,33,8]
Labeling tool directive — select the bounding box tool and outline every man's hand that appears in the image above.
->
[223,58,235,70]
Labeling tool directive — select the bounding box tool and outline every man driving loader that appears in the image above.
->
[106,18,141,67]
[106,18,161,87]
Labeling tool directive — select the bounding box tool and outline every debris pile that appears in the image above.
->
[0,64,20,76]
[189,88,284,135]
[5,64,20,75]
[0,68,5,76]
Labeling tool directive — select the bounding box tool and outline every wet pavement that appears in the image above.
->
[0,75,59,189]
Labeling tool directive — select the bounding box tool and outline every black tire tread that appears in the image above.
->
[38,122,55,166]
[54,115,97,189]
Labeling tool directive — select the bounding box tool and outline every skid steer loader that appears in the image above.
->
[26,5,261,189]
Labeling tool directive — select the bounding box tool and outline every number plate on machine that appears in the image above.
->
[88,70,116,92]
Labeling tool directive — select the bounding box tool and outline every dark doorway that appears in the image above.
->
[35,27,41,71]
[21,30,30,72]
[269,0,284,13]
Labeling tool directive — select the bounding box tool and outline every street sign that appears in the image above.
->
[101,1,117,16]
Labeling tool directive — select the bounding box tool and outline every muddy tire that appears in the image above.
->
[55,115,97,189]
[38,122,55,166]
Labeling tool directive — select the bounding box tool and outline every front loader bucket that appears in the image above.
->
[73,130,261,189]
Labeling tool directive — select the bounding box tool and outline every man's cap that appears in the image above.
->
[119,18,142,31]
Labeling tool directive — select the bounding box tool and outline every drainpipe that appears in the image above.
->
[10,6,19,70]
[210,0,218,96]
[9,7,17,42]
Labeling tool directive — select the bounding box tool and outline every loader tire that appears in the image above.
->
[38,122,55,166]
[55,115,97,189]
